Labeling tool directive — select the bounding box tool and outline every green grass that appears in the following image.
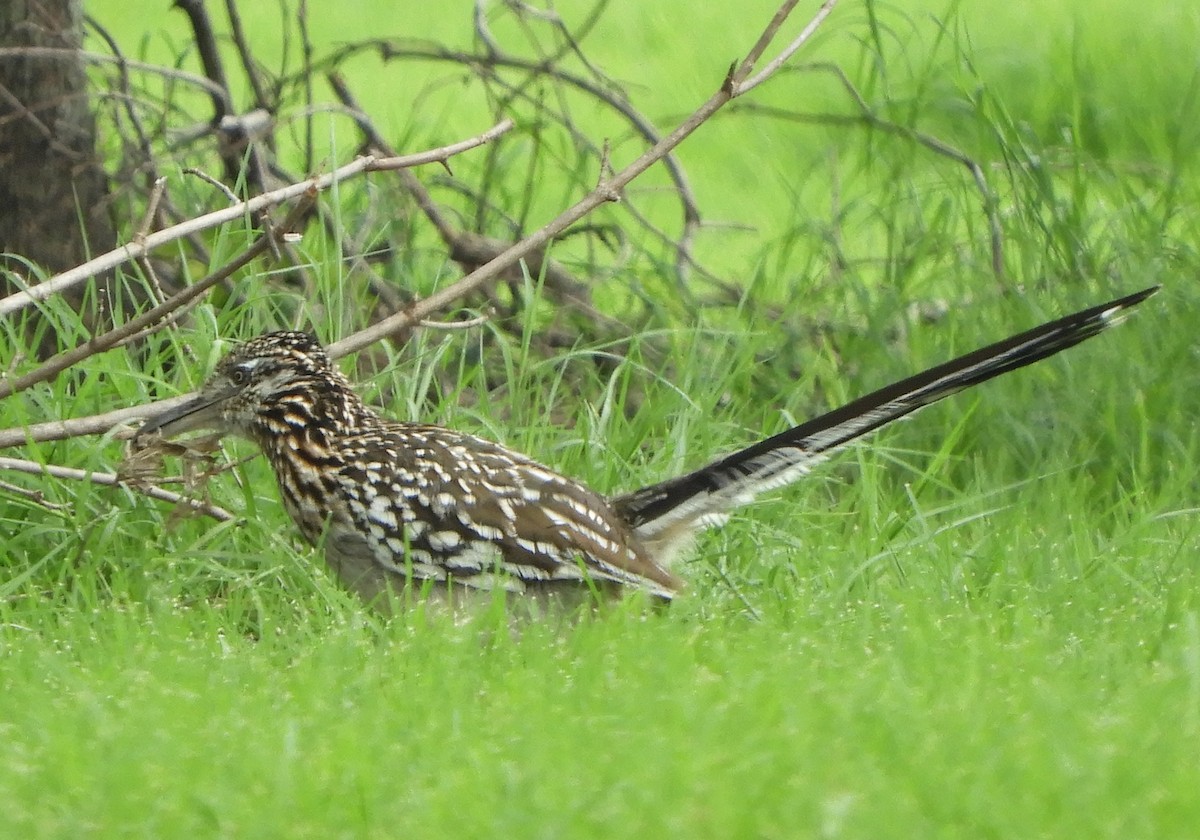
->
[2,554,1198,837]
[3,0,1200,837]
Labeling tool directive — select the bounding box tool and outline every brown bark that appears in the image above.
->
[0,0,118,350]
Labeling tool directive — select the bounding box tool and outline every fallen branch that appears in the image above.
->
[0,455,233,521]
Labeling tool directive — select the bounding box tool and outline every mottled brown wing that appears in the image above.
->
[333,424,681,597]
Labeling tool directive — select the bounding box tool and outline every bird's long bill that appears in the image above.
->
[135,388,234,442]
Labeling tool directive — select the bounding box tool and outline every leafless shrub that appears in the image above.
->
[0,0,1001,514]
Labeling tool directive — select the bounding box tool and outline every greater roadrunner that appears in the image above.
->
[134,287,1157,606]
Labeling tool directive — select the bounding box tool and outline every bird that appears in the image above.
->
[133,286,1158,609]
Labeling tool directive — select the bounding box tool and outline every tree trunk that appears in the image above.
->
[0,0,119,351]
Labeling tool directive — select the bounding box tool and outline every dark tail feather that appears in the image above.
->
[614,286,1158,554]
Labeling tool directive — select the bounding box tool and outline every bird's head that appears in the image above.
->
[134,331,358,445]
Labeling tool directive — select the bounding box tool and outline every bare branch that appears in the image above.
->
[418,310,494,331]
[326,72,594,307]
[0,119,515,318]
[223,0,272,111]
[0,400,194,449]
[173,0,233,122]
[329,0,841,358]
[0,455,234,522]
[0,195,316,401]
[183,166,239,203]
[297,0,316,174]
[734,0,838,94]
[733,59,1004,280]
[0,47,232,109]
[135,176,169,242]
[83,16,157,171]
[0,478,71,512]
[343,39,707,280]
[732,0,804,87]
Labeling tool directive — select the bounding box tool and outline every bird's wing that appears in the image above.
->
[334,424,680,598]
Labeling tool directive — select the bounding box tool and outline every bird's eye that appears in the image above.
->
[230,365,251,386]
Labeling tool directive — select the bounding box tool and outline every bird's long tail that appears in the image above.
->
[612,286,1159,563]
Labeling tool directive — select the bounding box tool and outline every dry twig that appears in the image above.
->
[731,60,1005,281]
[330,0,841,358]
[0,120,516,318]
[0,455,233,522]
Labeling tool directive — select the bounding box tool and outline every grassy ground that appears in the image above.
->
[3,0,1199,837]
